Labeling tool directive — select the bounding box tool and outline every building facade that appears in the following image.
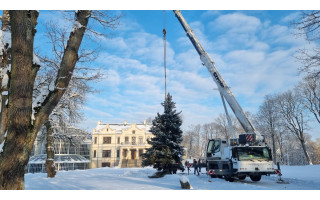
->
[91,120,153,168]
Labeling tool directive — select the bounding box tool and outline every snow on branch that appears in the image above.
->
[0,29,11,56]
[71,20,84,34]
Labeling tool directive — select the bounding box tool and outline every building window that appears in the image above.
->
[117,150,120,158]
[131,149,136,159]
[132,130,135,134]
[102,162,110,167]
[125,137,129,144]
[123,149,128,158]
[117,137,120,144]
[102,150,111,158]
[139,149,143,157]
[138,136,143,144]
[93,150,96,158]
[94,137,97,144]
[132,137,136,145]
[103,137,111,144]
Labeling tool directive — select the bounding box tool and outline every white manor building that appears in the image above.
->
[91,120,154,168]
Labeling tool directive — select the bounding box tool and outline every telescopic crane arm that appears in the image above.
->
[173,10,259,137]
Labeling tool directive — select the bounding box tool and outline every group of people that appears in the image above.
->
[184,158,202,175]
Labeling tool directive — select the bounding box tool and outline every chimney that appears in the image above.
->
[144,120,146,125]
[98,120,101,125]
[124,120,127,125]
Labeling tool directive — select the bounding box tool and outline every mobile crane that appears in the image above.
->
[174,10,275,182]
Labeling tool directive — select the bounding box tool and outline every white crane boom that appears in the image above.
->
[174,10,259,136]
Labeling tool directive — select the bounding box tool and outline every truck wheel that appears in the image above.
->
[249,175,261,181]
[225,175,234,182]
[238,175,246,180]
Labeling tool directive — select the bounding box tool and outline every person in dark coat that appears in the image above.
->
[172,163,178,174]
[193,159,199,175]
[198,158,202,173]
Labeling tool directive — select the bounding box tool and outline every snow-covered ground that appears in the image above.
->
[24,165,320,190]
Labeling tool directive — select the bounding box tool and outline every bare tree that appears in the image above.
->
[0,10,121,190]
[293,11,320,77]
[213,113,232,144]
[181,125,201,159]
[275,90,312,165]
[202,122,216,139]
[296,76,320,125]
[256,94,281,164]
[309,138,320,164]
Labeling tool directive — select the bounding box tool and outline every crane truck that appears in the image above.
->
[174,10,275,182]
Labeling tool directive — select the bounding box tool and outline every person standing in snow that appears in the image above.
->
[198,158,202,173]
[193,159,199,175]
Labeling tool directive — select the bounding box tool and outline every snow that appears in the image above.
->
[1,74,8,87]
[180,175,189,183]
[94,122,152,133]
[49,79,55,91]
[33,53,41,65]
[0,131,7,153]
[24,165,320,191]
[31,80,54,123]
[0,140,4,153]
[71,21,83,33]
[0,29,11,55]
[28,154,90,164]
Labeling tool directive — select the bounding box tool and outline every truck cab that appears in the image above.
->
[206,138,275,181]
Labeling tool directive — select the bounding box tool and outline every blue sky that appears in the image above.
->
[1,2,320,139]
[67,10,317,137]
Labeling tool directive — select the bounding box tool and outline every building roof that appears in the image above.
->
[28,154,90,164]
[94,121,152,134]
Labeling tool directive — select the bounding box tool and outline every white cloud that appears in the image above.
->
[116,15,143,32]
[97,52,149,72]
[281,12,300,23]
[201,10,221,18]
[102,37,129,50]
[224,50,265,66]
[211,12,261,33]
[99,69,120,87]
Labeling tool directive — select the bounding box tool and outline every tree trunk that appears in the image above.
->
[0,10,38,190]
[271,132,277,165]
[300,138,313,165]
[0,10,11,143]
[0,96,8,143]
[45,121,56,178]
[0,10,90,190]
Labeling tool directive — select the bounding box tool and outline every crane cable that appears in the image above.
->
[163,10,167,101]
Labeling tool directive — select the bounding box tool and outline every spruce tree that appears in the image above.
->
[142,93,184,172]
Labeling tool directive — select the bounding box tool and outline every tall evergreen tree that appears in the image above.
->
[142,93,184,172]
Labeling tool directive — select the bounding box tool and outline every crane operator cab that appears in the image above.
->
[206,139,228,160]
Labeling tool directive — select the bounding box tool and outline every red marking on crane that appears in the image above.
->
[275,169,281,175]
[246,134,253,142]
